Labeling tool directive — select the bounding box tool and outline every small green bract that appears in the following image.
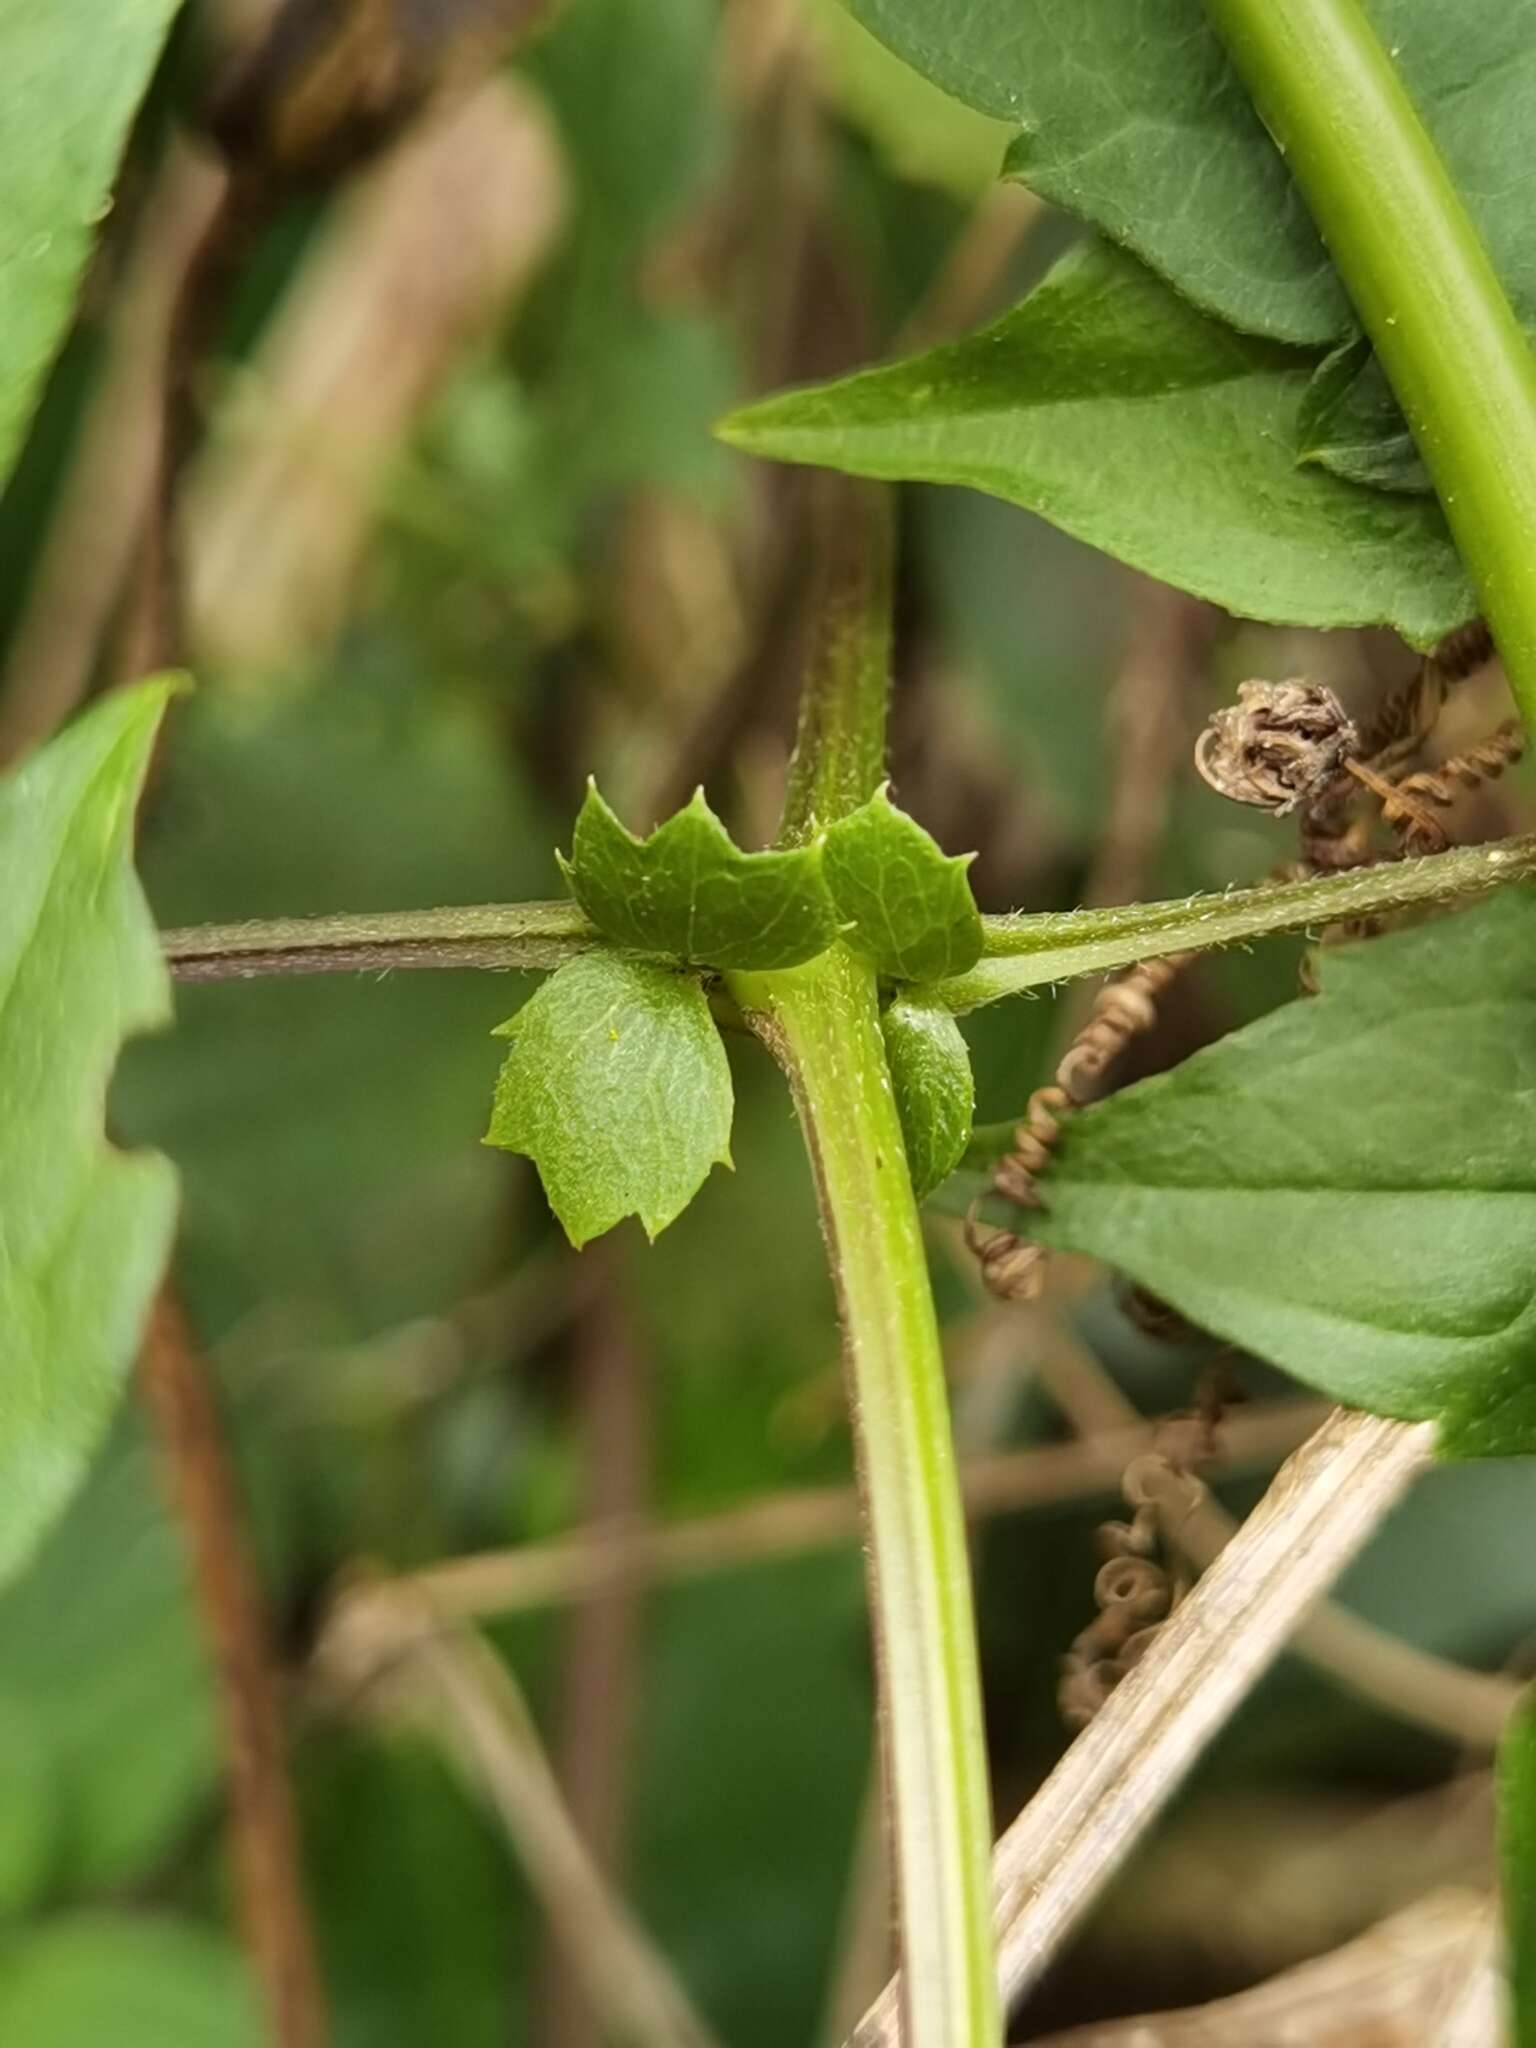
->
[487,953,734,1245]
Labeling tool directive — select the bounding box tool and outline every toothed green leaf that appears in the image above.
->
[822,788,983,982]
[486,953,733,1246]
[1030,888,1536,1458]
[720,239,1472,646]
[0,680,180,1585]
[564,784,838,971]
[881,998,974,1199]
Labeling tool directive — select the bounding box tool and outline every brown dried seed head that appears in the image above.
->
[1194,679,1360,815]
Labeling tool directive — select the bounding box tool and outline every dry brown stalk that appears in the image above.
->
[317,1587,720,2048]
[397,1397,1324,1620]
[1024,1888,1500,2047]
[140,1292,328,2048]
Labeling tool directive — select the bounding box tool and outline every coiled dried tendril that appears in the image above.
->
[1059,1402,1226,1728]
[966,953,1190,1303]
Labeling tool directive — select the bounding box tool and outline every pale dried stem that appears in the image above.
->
[187,77,565,669]
[399,1398,1323,1619]
[0,144,224,762]
[320,1589,719,2048]
[852,1410,1438,2044]
[1024,1888,1500,2047]
[1021,1307,1519,1749]
[536,1268,652,2048]
[895,184,1046,354]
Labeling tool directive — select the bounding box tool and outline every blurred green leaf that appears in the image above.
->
[488,955,733,1245]
[632,1559,872,2048]
[721,240,1472,645]
[566,785,837,970]
[0,1426,212,1895]
[1501,1691,1536,2041]
[1032,889,1536,1458]
[0,0,182,480]
[882,998,974,1199]
[839,0,1536,350]
[0,1916,259,2046]
[0,1700,54,1916]
[305,1732,522,2048]
[823,788,983,980]
[1298,337,1432,495]
[0,680,178,1584]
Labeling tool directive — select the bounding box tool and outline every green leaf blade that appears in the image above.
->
[0,0,185,480]
[487,953,733,1246]
[1027,888,1536,1457]
[840,0,1536,351]
[721,240,1473,645]
[0,680,180,1584]
[822,788,983,982]
[566,784,837,970]
[881,999,974,1199]
[0,1915,260,2048]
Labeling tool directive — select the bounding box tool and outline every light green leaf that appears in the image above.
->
[0,1917,259,2048]
[564,783,838,971]
[822,787,983,981]
[720,240,1473,645]
[839,0,1536,349]
[487,953,732,1246]
[1030,887,1536,1458]
[1501,1692,1536,2041]
[881,999,974,1199]
[0,680,179,1584]
[0,0,185,481]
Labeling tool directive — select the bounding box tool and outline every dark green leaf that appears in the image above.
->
[565,784,838,971]
[1298,339,1432,496]
[0,0,185,481]
[0,1917,259,2048]
[1501,1692,1536,2041]
[487,953,732,1246]
[881,999,974,1199]
[840,0,1536,349]
[1029,888,1536,1457]
[822,787,983,981]
[0,680,179,1584]
[720,241,1472,646]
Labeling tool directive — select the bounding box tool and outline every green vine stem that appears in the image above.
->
[731,949,999,2048]
[160,833,1536,995]
[1200,0,1536,728]
[734,480,1000,2048]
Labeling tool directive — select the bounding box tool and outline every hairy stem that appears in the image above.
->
[776,479,893,846]
[1199,0,1536,726]
[162,901,597,981]
[733,947,998,2048]
[160,835,1536,992]
[734,475,998,2045]
[939,832,1536,1010]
